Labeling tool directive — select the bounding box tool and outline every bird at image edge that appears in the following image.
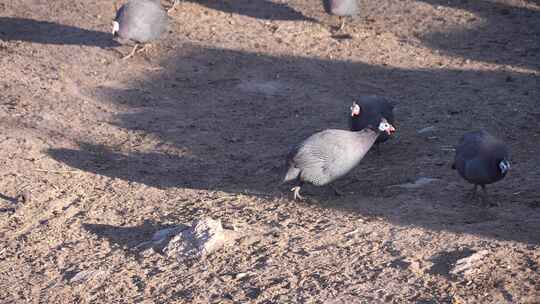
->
[112,0,168,60]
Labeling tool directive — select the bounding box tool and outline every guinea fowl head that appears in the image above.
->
[377,118,396,135]
[350,102,361,117]
[498,159,510,176]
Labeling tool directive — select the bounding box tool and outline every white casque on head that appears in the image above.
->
[350,102,361,117]
[377,118,396,135]
[112,21,120,35]
[499,160,510,174]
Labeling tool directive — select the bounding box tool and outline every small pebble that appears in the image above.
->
[17,190,31,203]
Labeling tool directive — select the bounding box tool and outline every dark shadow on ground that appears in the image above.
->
[416,0,540,70]
[48,44,540,244]
[0,17,119,47]
[185,0,317,22]
[0,193,18,204]
[82,221,174,250]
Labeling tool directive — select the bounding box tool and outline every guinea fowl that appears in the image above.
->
[323,0,359,31]
[112,0,168,60]
[452,130,510,204]
[283,118,396,200]
[350,95,396,154]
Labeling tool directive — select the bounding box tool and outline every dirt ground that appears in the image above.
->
[1,0,539,303]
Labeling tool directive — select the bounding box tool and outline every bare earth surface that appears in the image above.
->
[1,0,539,303]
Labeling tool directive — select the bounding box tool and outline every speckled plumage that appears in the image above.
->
[113,0,167,44]
[323,0,359,16]
[284,128,380,191]
[453,130,510,187]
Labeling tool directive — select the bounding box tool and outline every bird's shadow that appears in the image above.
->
[82,220,175,251]
[185,0,317,22]
[0,193,18,204]
[0,17,119,47]
[0,193,19,213]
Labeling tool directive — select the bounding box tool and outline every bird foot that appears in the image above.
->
[122,44,139,60]
[137,44,151,55]
[480,191,498,207]
[290,186,303,200]
[338,19,345,31]
[122,44,151,60]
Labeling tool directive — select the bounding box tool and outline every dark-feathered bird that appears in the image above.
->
[452,130,510,204]
[350,95,396,154]
[323,0,359,31]
[112,0,168,59]
[283,118,396,200]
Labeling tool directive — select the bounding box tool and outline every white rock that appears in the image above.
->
[235,272,248,280]
[163,217,238,260]
[451,250,489,277]
[69,270,108,284]
[151,225,189,244]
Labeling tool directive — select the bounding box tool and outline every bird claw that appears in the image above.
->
[122,44,139,60]
[167,0,180,14]
[121,44,150,60]
[290,186,303,200]
[338,18,345,31]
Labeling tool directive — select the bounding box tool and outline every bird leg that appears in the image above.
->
[338,16,345,31]
[480,185,497,207]
[290,186,303,200]
[167,0,180,14]
[331,185,344,196]
[374,143,381,156]
[464,184,478,203]
[470,184,478,199]
[122,44,140,60]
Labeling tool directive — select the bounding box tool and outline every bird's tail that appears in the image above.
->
[282,167,301,184]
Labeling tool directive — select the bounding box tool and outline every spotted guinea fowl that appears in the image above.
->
[112,0,168,59]
[283,118,396,200]
[323,0,359,31]
[452,130,510,204]
[350,95,396,154]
